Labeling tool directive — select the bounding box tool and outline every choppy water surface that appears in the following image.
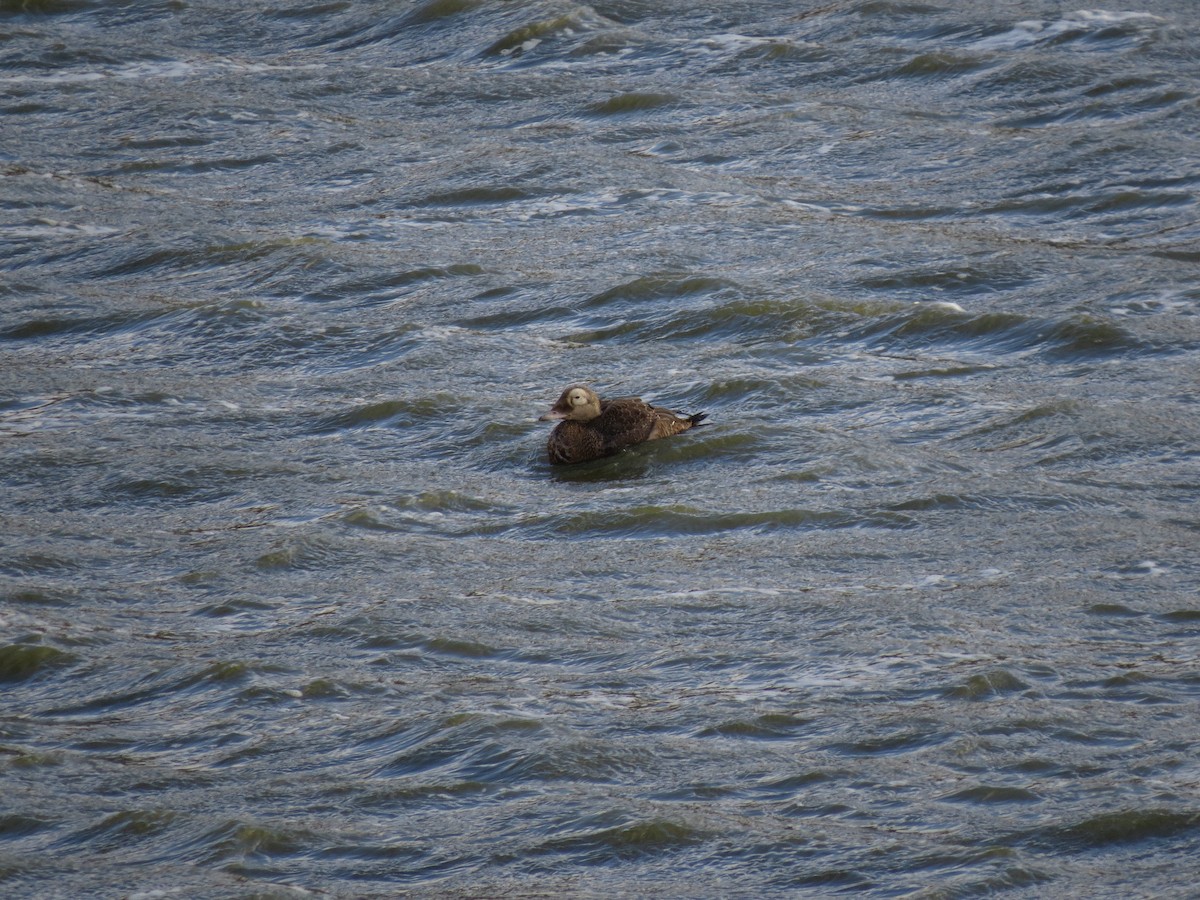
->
[3,0,1199,896]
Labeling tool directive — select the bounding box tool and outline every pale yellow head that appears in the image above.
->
[539,385,602,422]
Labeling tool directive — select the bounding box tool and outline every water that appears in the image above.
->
[2,1,1199,896]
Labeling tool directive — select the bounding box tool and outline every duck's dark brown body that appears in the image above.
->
[539,385,707,465]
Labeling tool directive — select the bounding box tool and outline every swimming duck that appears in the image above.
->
[538,384,707,465]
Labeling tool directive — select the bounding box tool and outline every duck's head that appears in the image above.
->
[539,385,602,423]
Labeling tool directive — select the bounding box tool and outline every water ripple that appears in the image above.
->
[3,0,1199,896]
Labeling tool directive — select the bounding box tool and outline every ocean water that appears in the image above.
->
[2,1,1199,896]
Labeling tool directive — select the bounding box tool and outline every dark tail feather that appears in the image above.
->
[688,412,708,427]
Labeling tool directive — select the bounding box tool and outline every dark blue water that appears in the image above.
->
[2,1,1199,896]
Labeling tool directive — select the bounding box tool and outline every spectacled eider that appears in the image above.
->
[538,384,707,465]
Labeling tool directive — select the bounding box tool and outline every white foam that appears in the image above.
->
[925,301,966,313]
[970,10,1164,51]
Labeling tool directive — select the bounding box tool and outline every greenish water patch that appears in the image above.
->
[0,644,75,682]
[944,669,1031,700]
[537,817,707,860]
[313,395,458,432]
[700,713,812,740]
[586,92,680,116]
[943,785,1041,804]
[525,505,915,539]
[402,0,488,28]
[1036,810,1200,850]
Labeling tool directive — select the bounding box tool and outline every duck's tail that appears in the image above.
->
[687,412,708,427]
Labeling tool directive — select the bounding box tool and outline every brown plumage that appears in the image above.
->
[538,384,707,465]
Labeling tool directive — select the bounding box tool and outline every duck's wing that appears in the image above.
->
[594,398,656,450]
[647,404,707,440]
[598,396,636,412]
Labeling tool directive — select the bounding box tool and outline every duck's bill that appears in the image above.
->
[538,410,567,421]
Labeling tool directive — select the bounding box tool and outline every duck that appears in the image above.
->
[538,384,707,465]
